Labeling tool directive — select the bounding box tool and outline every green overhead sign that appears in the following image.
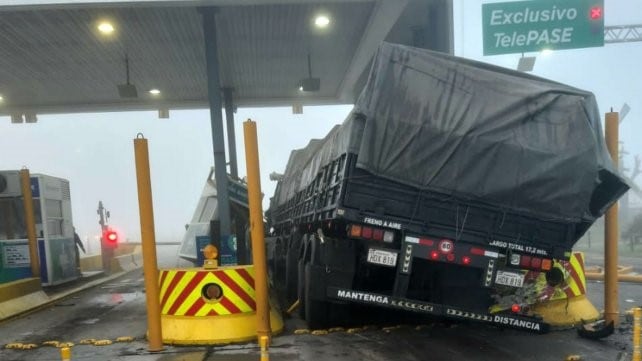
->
[482,0,604,55]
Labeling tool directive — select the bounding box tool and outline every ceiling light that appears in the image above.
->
[98,22,114,34]
[314,15,330,28]
[0,95,3,102]
[541,49,553,56]
[149,89,161,95]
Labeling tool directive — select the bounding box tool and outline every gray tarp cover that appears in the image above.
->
[276,42,628,223]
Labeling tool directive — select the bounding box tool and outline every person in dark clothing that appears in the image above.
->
[73,229,85,275]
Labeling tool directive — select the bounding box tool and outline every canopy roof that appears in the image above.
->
[0,0,453,116]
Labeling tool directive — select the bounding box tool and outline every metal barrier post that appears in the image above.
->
[634,308,641,361]
[134,134,163,352]
[19,168,40,278]
[604,111,620,326]
[243,119,271,340]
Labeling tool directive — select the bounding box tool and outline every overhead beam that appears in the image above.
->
[337,0,409,103]
[605,24,642,44]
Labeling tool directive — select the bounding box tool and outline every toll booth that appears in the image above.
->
[0,171,80,286]
[179,168,250,266]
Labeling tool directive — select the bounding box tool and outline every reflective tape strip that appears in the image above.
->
[159,267,257,316]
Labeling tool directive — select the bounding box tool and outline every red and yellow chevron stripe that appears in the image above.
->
[159,267,257,317]
[549,252,587,301]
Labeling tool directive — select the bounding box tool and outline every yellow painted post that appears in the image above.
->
[243,120,271,340]
[133,135,163,352]
[634,308,641,361]
[19,169,40,278]
[60,346,71,361]
[259,335,270,361]
[604,111,619,327]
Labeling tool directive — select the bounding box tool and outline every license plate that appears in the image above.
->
[495,270,524,288]
[367,248,397,267]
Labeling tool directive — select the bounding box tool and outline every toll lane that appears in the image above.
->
[0,245,637,361]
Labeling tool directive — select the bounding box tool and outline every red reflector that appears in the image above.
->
[470,247,485,256]
[446,254,455,262]
[520,255,531,268]
[462,256,471,265]
[372,229,384,241]
[350,225,362,238]
[531,257,542,269]
[430,250,440,260]
[541,259,552,271]
[419,238,434,246]
[511,304,521,313]
[362,227,373,239]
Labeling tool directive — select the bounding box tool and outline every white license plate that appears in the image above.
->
[367,248,397,267]
[495,270,524,288]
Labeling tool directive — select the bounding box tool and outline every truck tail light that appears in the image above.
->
[430,250,440,260]
[383,231,394,243]
[350,225,362,237]
[509,253,521,266]
[531,257,542,269]
[372,229,383,241]
[462,256,471,265]
[520,255,531,267]
[541,259,552,271]
[362,227,373,239]
[511,304,521,313]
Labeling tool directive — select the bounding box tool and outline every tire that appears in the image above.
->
[284,232,301,303]
[297,235,311,318]
[304,263,330,330]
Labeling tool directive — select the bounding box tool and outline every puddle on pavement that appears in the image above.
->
[87,292,139,305]
[77,318,100,324]
[203,354,298,361]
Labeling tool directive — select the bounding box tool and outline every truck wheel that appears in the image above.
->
[304,264,329,330]
[284,232,301,303]
[297,235,311,318]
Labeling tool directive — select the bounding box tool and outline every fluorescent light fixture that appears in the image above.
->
[0,95,3,102]
[541,49,553,56]
[98,22,114,34]
[149,89,161,95]
[314,15,330,28]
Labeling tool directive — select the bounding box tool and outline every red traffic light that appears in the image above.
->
[104,230,118,246]
[590,6,602,20]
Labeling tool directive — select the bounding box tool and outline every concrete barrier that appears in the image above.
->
[79,254,103,272]
[0,278,48,321]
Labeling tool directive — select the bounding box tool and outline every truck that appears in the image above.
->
[266,43,629,332]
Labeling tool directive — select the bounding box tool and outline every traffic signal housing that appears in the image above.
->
[104,229,118,248]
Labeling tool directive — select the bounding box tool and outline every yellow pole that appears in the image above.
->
[634,307,641,361]
[243,120,271,340]
[19,169,40,278]
[133,135,163,352]
[60,346,71,361]
[604,111,619,327]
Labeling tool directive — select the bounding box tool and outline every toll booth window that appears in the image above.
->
[45,199,63,237]
[0,199,43,240]
[199,198,217,223]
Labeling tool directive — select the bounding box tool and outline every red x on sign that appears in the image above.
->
[590,6,602,20]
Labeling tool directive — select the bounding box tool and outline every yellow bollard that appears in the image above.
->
[60,346,71,361]
[634,308,641,361]
[243,120,271,340]
[259,335,269,361]
[20,169,40,278]
[133,135,163,352]
[604,111,620,327]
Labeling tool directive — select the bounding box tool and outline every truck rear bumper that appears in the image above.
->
[327,287,549,334]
